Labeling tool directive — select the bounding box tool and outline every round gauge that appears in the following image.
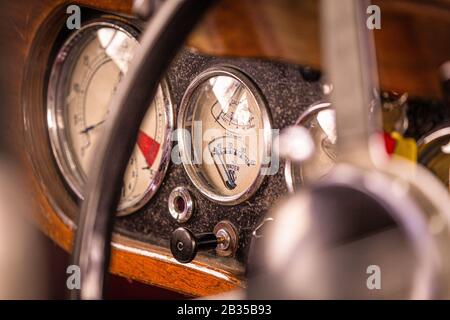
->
[285,102,337,193]
[418,126,450,191]
[178,67,272,204]
[47,20,173,215]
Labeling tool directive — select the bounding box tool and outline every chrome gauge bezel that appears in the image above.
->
[418,126,450,148]
[46,20,174,215]
[178,66,272,205]
[417,126,450,175]
[284,102,333,193]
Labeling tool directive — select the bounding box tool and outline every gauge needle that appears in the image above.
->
[137,130,160,167]
[209,143,237,190]
[79,119,106,134]
[81,76,121,134]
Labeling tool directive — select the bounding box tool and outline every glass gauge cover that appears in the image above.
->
[285,102,337,193]
[178,67,272,205]
[47,21,173,215]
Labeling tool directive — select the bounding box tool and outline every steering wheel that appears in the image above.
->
[71,0,217,299]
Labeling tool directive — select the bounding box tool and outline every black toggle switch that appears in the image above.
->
[170,228,219,263]
[170,221,239,263]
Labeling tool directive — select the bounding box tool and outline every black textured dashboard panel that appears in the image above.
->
[113,48,324,273]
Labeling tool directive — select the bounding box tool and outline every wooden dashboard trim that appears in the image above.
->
[188,0,450,99]
[27,158,243,297]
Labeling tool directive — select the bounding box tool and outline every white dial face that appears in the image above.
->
[179,69,270,204]
[49,23,171,215]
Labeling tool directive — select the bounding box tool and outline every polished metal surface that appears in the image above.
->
[133,0,162,20]
[168,186,194,223]
[322,0,381,167]
[213,220,238,257]
[216,229,231,251]
[284,102,336,192]
[249,164,447,299]
[418,125,450,190]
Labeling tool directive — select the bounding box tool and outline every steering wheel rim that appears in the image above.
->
[71,0,217,300]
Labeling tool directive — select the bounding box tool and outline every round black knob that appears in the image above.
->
[300,66,322,82]
[170,227,218,263]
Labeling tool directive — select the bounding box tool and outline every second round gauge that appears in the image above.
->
[178,67,272,205]
[284,102,337,193]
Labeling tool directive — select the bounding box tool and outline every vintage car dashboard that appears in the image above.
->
[2,0,449,297]
[24,6,324,286]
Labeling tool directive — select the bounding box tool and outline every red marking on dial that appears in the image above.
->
[383,131,396,156]
[137,130,160,167]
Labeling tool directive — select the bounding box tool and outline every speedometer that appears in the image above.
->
[178,67,272,204]
[47,20,173,215]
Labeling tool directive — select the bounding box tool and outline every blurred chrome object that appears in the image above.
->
[168,186,194,223]
[133,0,162,20]
[322,0,381,167]
[0,159,47,299]
[284,102,336,192]
[248,0,450,299]
[249,163,450,299]
[284,95,409,193]
[418,125,450,190]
